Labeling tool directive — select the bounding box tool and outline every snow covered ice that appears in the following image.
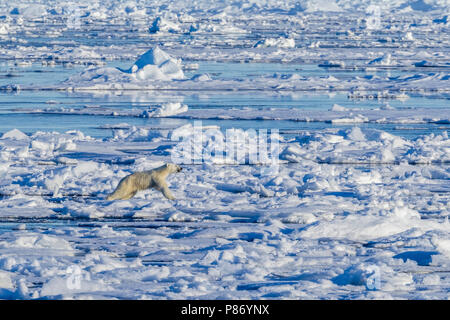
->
[0,0,449,300]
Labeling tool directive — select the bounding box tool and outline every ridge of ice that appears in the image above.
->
[0,129,29,140]
[118,46,185,81]
[66,46,184,85]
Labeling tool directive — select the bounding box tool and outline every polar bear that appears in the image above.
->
[106,163,182,201]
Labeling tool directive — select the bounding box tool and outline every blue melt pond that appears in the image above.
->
[393,251,439,266]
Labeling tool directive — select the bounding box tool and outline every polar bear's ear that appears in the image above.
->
[166,163,176,172]
[167,163,182,173]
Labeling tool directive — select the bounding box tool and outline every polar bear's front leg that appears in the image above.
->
[158,182,175,200]
[152,177,176,200]
[161,187,176,200]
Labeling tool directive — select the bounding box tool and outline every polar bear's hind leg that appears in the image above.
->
[118,190,137,200]
[106,176,137,200]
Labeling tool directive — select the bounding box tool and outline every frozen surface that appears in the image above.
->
[0,0,449,300]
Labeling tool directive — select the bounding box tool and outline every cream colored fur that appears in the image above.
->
[107,163,182,200]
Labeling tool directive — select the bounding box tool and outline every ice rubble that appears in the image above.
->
[368,53,394,66]
[56,70,450,91]
[281,127,449,164]
[0,0,448,68]
[170,123,283,165]
[149,16,180,34]
[0,123,449,299]
[140,102,188,118]
[1,0,449,92]
[299,206,448,241]
[254,37,295,48]
[3,0,448,17]
[0,126,448,200]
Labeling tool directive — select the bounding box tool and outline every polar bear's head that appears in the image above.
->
[166,163,182,173]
